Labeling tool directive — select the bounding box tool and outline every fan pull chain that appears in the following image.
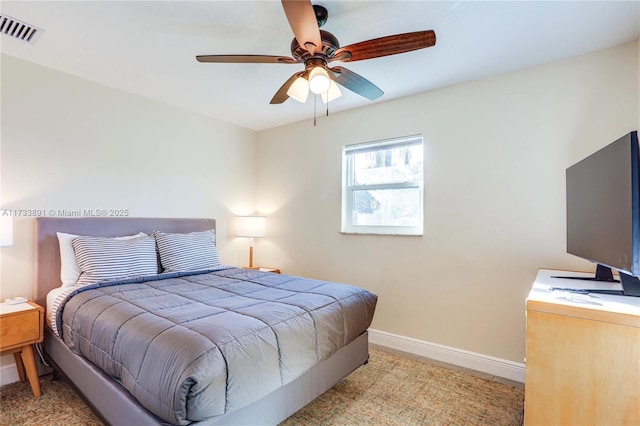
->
[314,95,317,126]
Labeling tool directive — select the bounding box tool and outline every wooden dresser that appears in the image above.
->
[524,269,640,425]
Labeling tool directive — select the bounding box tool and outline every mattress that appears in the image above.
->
[53,267,377,425]
[46,286,67,329]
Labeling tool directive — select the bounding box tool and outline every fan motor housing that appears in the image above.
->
[290,30,340,61]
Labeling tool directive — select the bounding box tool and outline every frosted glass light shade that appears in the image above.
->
[0,217,13,247]
[287,77,309,103]
[236,216,266,238]
[321,80,342,104]
[308,66,330,94]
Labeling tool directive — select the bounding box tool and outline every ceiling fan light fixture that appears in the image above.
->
[321,80,342,104]
[308,66,330,94]
[287,76,309,103]
[197,1,437,109]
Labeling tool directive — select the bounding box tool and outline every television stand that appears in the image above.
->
[551,263,618,282]
[550,275,640,297]
[551,275,619,283]
[551,264,640,297]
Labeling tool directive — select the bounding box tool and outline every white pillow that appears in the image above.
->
[57,231,146,287]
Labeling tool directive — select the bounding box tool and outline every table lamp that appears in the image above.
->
[236,216,266,268]
[0,217,13,247]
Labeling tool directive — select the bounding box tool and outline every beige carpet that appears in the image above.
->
[0,348,524,425]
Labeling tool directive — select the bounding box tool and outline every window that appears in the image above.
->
[341,135,424,236]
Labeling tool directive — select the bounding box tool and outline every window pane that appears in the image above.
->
[351,144,423,186]
[342,135,424,235]
[351,187,421,227]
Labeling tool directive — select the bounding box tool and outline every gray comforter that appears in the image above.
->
[58,268,377,425]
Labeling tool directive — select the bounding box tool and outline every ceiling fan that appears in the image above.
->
[196,0,436,105]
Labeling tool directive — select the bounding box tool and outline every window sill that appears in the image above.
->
[338,232,423,237]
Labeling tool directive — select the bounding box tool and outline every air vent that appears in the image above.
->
[0,14,43,44]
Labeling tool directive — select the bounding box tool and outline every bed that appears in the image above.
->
[34,217,377,425]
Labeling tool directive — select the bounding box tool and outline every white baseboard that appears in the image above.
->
[368,328,525,384]
[0,363,20,387]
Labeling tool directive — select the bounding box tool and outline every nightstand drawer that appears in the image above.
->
[0,308,42,351]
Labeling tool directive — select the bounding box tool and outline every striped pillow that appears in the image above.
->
[72,235,158,286]
[58,232,147,287]
[153,229,221,272]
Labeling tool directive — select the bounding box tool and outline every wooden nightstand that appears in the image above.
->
[244,266,281,274]
[0,301,44,397]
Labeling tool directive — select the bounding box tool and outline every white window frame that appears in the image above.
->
[341,135,424,236]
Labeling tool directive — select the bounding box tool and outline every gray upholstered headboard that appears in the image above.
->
[34,217,216,307]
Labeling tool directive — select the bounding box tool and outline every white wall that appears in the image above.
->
[0,41,637,374]
[0,54,258,370]
[255,41,639,364]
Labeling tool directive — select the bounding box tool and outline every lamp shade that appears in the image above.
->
[287,76,309,103]
[0,217,13,247]
[308,66,330,94]
[321,80,342,104]
[236,216,266,238]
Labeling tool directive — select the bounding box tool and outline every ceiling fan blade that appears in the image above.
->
[329,66,383,100]
[270,71,305,104]
[333,30,436,62]
[196,55,298,64]
[281,0,322,55]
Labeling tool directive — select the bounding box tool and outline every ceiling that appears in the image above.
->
[1,1,638,131]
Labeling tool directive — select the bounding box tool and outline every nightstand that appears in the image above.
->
[244,266,281,274]
[0,301,44,397]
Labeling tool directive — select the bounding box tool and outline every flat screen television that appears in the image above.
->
[562,130,640,296]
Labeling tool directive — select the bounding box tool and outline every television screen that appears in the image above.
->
[566,131,639,277]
